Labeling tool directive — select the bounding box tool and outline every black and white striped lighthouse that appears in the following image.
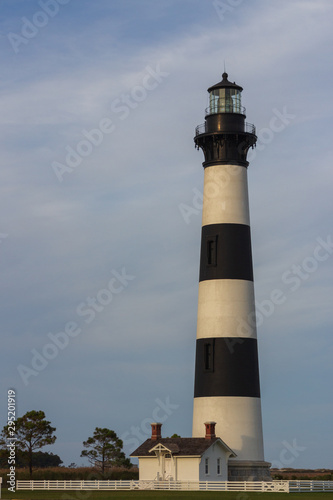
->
[192,72,270,480]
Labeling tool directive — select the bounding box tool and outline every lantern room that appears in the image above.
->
[207,72,244,116]
[195,71,256,165]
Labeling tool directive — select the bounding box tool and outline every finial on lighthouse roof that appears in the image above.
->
[207,71,243,92]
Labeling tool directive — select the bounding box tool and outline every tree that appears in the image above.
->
[31,451,62,468]
[80,427,131,474]
[0,410,56,477]
[0,448,8,468]
[0,449,62,468]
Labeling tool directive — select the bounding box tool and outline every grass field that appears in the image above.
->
[2,490,333,500]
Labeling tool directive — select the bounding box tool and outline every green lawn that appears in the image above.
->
[2,490,332,500]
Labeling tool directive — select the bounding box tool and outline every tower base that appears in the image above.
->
[228,460,271,481]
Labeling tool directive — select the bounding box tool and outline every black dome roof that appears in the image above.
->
[207,72,243,92]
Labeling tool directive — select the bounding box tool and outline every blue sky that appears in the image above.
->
[0,0,332,469]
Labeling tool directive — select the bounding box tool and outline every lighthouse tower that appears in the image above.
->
[192,72,270,480]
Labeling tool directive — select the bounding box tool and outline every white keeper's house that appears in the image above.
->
[130,422,236,481]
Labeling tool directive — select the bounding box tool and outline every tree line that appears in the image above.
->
[0,410,131,477]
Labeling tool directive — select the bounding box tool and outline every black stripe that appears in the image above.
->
[199,223,253,282]
[194,337,260,398]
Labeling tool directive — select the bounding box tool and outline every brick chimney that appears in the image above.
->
[151,422,162,440]
[204,421,216,440]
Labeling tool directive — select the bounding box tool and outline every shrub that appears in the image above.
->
[0,466,139,486]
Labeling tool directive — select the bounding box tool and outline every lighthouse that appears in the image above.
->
[192,72,271,480]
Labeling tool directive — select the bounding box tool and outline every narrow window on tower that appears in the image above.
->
[204,341,214,372]
[206,235,217,266]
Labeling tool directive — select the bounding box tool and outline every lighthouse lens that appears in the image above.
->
[209,88,242,114]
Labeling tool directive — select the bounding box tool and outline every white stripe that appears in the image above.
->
[202,164,250,226]
[192,396,264,461]
[196,280,257,339]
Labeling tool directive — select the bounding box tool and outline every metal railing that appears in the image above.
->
[195,122,256,137]
[246,122,256,135]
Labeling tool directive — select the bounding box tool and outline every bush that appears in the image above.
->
[0,466,139,486]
